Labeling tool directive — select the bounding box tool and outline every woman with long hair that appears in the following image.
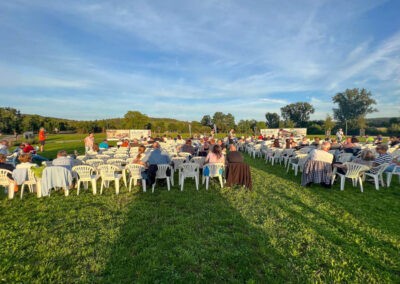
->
[205,144,225,164]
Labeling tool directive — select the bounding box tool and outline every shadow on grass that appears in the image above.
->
[99,184,290,282]
[245,153,400,282]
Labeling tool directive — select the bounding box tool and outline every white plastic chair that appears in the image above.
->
[114,153,129,159]
[337,153,353,163]
[20,168,38,199]
[178,163,199,191]
[271,149,283,166]
[97,164,122,195]
[96,154,110,162]
[363,163,389,190]
[0,169,15,199]
[152,164,173,193]
[125,164,146,192]
[72,165,99,195]
[333,162,370,192]
[287,154,308,176]
[107,159,127,187]
[386,165,400,187]
[172,157,186,173]
[190,156,205,169]
[202,163,225,190]
[85,159,104,170]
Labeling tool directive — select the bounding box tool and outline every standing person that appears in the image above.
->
[336,128,344,143]
[38,127,46,152]
[84,132,95,153]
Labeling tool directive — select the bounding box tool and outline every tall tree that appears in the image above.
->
[200,115,213,127]
[280,102,315,127]
[322,114,336,132]
[124,111,149,129]
[212,112,235,133]
[265,112,280,128]
[332,88,377,123]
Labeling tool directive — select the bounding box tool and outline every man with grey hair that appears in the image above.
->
[308,141,333,164]
[52,150,74,170]
[143,142,170,166]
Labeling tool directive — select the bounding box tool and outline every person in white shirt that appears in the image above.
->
[16,153,38,169]
[52,150,74,170]
[308,142,334,164]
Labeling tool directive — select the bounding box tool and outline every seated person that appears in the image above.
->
[143,142,171,166]
[226,144,244,163]
[311,137,321,147]
[132,145,147,167]
[0,140,10,155]
[352,149,375,167]
[330,138,341,150]
[302,142,333,187]
[16,153,38,169]
[52,150,74,170]
[99,139,109,150]
[22,142,36,154]
[374,135,383,145]
[121,139,130,148]
[205,144,225,164]
[342,137,355,149]
[180,139,195,155]
[368,144,392,174]
[0,153,18,192]
[272,139,281,148]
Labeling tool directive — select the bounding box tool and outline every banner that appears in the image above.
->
[106,129,130,140]
[260,128,307,137]
[129,129,151,140]
[106,129,151,140]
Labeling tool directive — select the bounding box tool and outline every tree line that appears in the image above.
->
[1,88,399,137]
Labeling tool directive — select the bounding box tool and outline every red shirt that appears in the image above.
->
[23,144,35,153]
[38,130,46,141]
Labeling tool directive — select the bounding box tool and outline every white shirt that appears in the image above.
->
[309,149,334,164]
[16,162,38,169]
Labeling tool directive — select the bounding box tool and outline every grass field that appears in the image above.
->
[1,136,399,282]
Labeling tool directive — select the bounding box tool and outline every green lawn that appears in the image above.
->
[1,138,399,282]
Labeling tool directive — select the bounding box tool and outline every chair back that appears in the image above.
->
[190,156,205,168]
[179,163,199,175]
[0,169,13,186]
[203,163,224,177]
[107,158,126,167]
[114,153,128,159]
[370,163,389,175]
[85,159,104,168]
[96,154,110,162]
[338,153,353,163]
[343,162,369,178]
[72,165,95,180]
[125,164,145,179]
[155,164,171,178]
[172,157,186,170]
[97,164,120,179]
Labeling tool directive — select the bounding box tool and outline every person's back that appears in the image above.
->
[309,149,334,164]
[227,151,243,163]
[52,155,74,170]
[144,143,170,165]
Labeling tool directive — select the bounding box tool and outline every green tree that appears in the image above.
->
[265,112,280,128]
[332,88,377,124]
[211,112,236,133]
[322,114,336,132]
[200,115,213,128]
[124,111,149,129]
[280,102,315,127]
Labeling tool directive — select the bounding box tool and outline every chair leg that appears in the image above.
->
[167,178,170,191]
[340,176,345,191]
[386,173,392,187]
[77,181,81,195]
[374,176,379,190]
[91,180,97,195]
[142,179,146,192]
[195,175,199,190]
[379,175,385,187]
[152,181,156,193]
[115,179,120,194]
[206,177,209,190]
[100,181,104,194]
[181,177,184,191]
[218,176,223,188]
[359,177,364,192]
[20,184,25,199]
[129,178,132,192]
[84,181,88,190]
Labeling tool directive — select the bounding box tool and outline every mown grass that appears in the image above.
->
[0,139,399,282]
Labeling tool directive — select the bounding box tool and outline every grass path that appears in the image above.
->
[1,154,399,282]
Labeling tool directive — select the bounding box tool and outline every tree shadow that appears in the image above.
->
[98,184,291,283]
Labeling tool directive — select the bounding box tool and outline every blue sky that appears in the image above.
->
[0,0,399,122]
